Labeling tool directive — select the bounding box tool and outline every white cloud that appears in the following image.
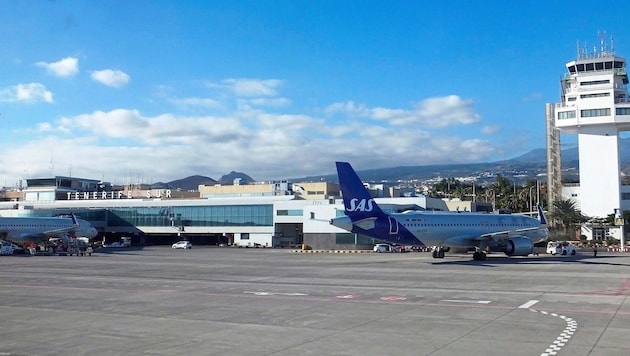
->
[170,97,223,109]
[217,78,283,97]
[325,101,369,116]
[91,69,130,88]
[414,95,480,126]
[0,79,504,184]
[325,95,481,127]
[248,97,291,107]
[481,125,500,135]
[36,57,79,77]
[0,83,53,103]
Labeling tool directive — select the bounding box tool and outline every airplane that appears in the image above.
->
[330,162,549,261]
[0,214,98,253]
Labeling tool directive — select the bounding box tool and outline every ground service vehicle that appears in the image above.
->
[373,244,396,253]
[546,241,577,255]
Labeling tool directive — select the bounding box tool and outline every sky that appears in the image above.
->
[1,1,630,187]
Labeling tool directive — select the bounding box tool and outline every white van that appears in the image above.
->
[546,241,577,255]
[1,241,14,255]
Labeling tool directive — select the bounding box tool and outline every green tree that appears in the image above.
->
[548,199,589,239]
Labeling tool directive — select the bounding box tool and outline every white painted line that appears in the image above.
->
[441,299,491,304]
[519,299,539,309]
[381,296,407,301]
[243,291,308,296]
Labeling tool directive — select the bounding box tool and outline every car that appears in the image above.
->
[172,241,192,249]
[546,241,577,255]
[373,243,396,253]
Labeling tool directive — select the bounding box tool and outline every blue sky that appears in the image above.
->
[1,1,629,186]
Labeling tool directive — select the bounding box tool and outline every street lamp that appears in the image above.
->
[528,185,537,214]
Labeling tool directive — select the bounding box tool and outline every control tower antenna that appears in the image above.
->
[576,40,580,58]
[49,153,54,177]
[598,30,607,54]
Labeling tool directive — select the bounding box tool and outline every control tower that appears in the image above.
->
[548,33,630,218]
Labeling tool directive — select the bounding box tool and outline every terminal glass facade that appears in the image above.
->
[107,204,273,227]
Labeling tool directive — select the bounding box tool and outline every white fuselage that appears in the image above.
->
[395,211,547,247]
[0,217,98,246]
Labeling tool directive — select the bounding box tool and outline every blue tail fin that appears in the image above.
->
[336,162,386,221]
[537,205,548,226]
[71,213,79,227]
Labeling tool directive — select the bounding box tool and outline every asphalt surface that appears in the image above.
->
[1,247,629,356]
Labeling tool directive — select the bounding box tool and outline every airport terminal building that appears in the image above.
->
[0,176,482,250]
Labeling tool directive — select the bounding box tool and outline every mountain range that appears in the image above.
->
[153,171,255,191]
[155,138,630,190]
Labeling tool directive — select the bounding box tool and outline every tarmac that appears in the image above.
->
[1,246,630,356]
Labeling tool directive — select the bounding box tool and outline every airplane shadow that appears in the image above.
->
[93,246,146,255]
[431,253,630,268]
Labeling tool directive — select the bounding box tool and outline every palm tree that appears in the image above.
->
[548,199,589,239]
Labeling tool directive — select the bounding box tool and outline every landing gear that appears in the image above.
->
[472,251,487,261]
[431,246,446,259]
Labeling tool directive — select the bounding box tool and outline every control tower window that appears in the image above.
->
[580,108,611,117]
[616,108,630,115]
[580,92,610,99]
[580,80,610,86]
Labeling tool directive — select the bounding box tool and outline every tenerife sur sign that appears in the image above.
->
[66,190,172,200]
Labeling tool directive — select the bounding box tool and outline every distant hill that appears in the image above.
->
[152,172,256,191]
[152,138,630,189]
[219,171,255,185]
[153,175,217,191]
[289,145,590,184]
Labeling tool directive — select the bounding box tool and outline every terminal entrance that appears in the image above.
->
[102,233,228,246]
[273,223,303,248]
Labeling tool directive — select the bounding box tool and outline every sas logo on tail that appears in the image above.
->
[347,198,374,212]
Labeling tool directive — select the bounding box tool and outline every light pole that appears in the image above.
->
[528,185,536,214]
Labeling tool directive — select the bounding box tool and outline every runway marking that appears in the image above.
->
[523,309,577,356]
[581,276,630,295]
[336,294,357,299]
[519,299,539,309]
[440,299,491,304]
[243,291,308,296]
[380,296,407,301]
[518,299,577,355]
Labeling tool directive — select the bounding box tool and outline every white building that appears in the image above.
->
[550,34,630,218]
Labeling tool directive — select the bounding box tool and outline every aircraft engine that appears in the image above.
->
[503,236,534,256]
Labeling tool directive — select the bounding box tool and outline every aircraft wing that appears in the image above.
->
[479,225,543,239]
[43,215,79,236]
[42,225,77,236]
